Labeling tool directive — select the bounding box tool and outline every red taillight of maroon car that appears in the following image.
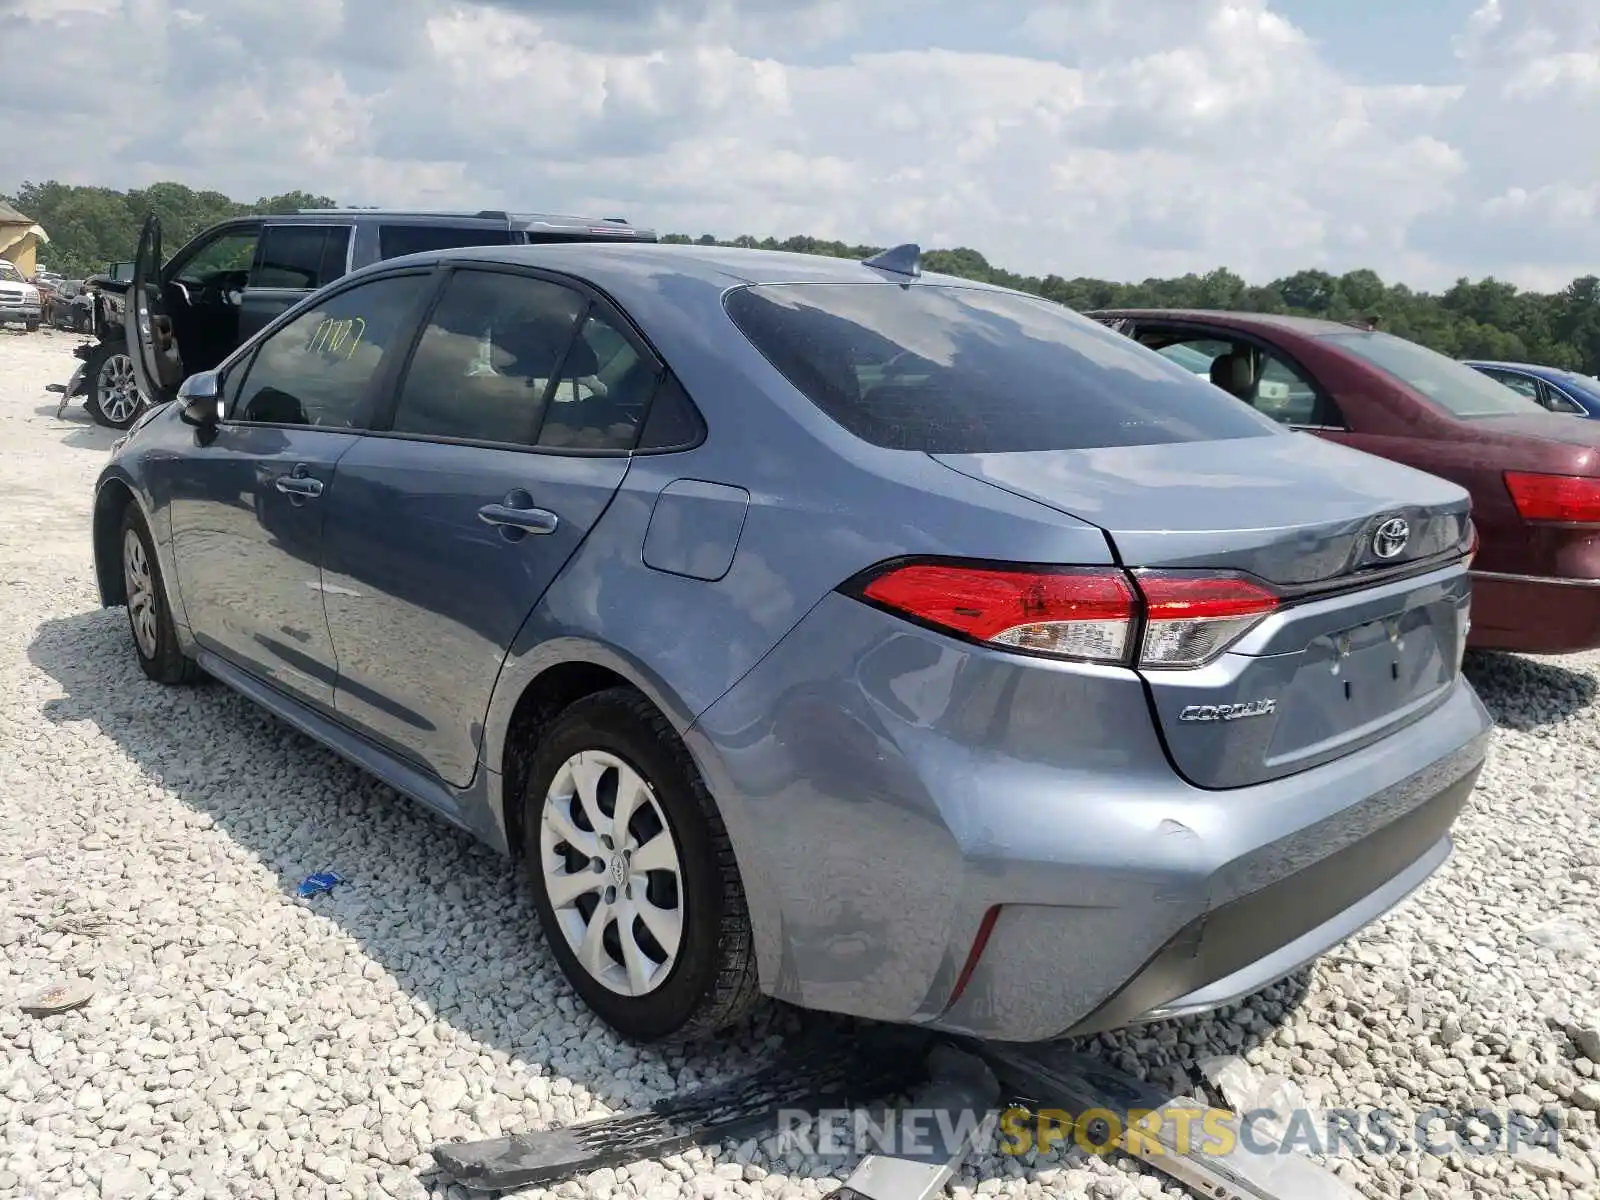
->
[854,561,1280,669]
[1503,472,1600,525]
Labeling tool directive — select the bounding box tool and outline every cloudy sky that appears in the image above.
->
[0,0,1595,291]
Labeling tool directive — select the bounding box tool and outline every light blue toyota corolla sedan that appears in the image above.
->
[95,241,1492,1043]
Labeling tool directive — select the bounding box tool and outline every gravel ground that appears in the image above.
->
[0,329,1598,1200]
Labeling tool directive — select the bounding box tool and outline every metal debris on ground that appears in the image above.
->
[19,979,96,1017]
[295,871,345,898]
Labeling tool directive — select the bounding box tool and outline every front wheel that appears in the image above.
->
[522,689,760,1042]
[24,319,39,333]
[120,506,202,685]
[86,344,143,429]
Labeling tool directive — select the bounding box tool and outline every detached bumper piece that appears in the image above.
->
[433,1031,1349,1200]
[432,1028,929,1193]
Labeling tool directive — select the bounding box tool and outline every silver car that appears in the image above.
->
[95,241,1491,1042]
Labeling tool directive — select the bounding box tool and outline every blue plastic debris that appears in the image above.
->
[296,871,345,898]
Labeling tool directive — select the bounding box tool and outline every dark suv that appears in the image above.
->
[70,209,657,428]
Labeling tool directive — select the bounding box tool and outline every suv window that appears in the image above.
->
[379,224,515,260]
[1326,332,1546,418]
[231,274,426,427]
[390,270,587,444]
[723,284,1277,453]
[250,225,352,290]
[173,229,259,286]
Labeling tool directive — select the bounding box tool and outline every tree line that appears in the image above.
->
[8,180,1599,375]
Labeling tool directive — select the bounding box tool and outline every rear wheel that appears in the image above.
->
[86,344,143,429]
[521,688,759,1042]
[120,506,202,685]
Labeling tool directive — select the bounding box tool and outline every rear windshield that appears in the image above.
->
[722,283,1280,453]
[1551,371,1600,404]
[1325,331,1547,418]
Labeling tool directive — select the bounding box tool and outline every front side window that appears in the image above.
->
[231,274,426,427]
[1153,337,1324,427]
[173,229,260,286]
[723,283,1278,453]
[1326,332,1546,418]
[1479,367,1541,401]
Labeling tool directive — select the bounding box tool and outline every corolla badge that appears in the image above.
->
[1372,517,1410,559]
[1178,699,1277,723]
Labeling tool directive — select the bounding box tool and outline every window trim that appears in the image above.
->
[164,218,265,287]
[1129,319,1348,432]
[361,260,703,458]
[246,221,357,292]
[221,266,440,431]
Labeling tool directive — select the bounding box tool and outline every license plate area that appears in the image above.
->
[1267,602,1456,763]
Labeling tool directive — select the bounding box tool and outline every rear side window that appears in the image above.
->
[250,225,351,290]
[378,224,515,260]
[722,283,1279,453]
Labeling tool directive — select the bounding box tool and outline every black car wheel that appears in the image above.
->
[521,688,760,1042]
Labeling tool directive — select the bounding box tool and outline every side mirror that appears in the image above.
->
[178,371,222,428]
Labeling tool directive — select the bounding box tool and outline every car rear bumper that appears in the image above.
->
[1467,569,1600,654]
[687,591,1493,1043]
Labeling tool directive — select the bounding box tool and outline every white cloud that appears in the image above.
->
[0,0,1596,290]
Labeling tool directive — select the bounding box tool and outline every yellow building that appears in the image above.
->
[0,200,49,279]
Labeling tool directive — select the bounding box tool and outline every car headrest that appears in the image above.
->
[1209,349,1255,399]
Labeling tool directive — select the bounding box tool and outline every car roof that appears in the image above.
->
[272,208,657,238]
[360,240,1018,293]
[1463,359,1568,376]
[1088,308,1362,337]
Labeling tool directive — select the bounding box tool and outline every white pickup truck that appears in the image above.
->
[0,259,42,332]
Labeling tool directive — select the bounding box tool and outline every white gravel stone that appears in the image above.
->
[4,331,1600,1199]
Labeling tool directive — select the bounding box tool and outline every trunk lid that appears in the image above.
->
[933,433,1473,789]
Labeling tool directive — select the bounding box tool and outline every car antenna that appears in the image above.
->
[862,243,921,279]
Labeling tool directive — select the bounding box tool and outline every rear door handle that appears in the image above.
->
[478,503,558,535]
[275,475,323,498]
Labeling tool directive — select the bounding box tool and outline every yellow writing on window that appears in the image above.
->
[305,315,367,361]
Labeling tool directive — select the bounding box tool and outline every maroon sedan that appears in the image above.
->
[1089,309,1600,654]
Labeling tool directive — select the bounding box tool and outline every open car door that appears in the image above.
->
[125,215,183,409]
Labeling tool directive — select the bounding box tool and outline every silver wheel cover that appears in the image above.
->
[122,529,159,659]
[539,750,685,996]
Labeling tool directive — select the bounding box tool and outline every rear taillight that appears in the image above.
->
[1134,572,1281,669]
[1504,472,1600,525]
[852,561,1279,669]
[859,563,1136,663]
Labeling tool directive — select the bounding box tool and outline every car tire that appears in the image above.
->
[521,687,760,1043]
[119,506,203,686]
[86,343,144,429]
[25,319,39,333]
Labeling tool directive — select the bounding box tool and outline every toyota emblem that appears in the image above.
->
[1372,517,1410,559]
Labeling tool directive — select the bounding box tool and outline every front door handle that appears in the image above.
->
[275,475,324,498]
[478,503,558,535]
